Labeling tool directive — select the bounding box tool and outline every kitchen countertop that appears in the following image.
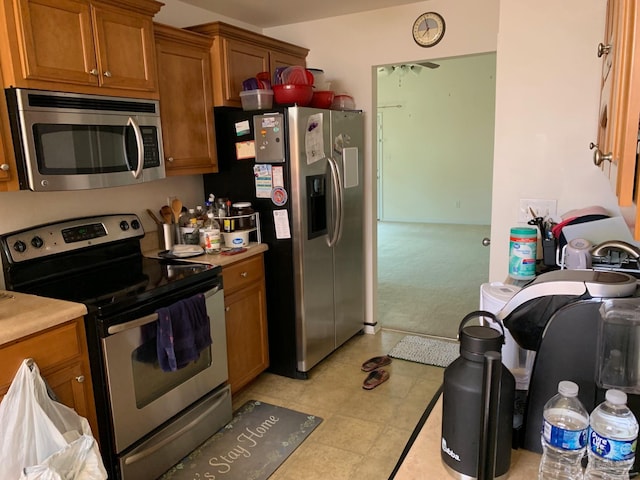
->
[392,392,541,479]
[0,291,87,347]
[143,242,268,267]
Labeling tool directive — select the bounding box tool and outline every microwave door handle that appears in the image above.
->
[128,116,144,179]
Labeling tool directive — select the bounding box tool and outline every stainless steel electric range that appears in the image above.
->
[0,214,232,480]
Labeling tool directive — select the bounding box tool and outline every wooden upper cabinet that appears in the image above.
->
[154,23,218,175]
[0,66,19,192]
[187,22,308,107]
[0,0,162,98]
[595,0,640,238]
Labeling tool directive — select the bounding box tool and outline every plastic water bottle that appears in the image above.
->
[538,381,589,480]
[584,389,639,480]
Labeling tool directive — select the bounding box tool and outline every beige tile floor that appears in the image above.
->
[231,329,444,480]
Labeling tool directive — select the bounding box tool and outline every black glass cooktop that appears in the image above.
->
[10,255,221,318]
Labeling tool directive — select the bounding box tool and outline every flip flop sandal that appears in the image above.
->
[361,355,392,372]
[362,369,390,390]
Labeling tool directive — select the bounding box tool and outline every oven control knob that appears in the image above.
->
[31,236,44,248]
[130,219,141,230]
[13,240,27,253]
[119,221,130,231]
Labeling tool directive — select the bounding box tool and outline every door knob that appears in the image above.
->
[482,237,490,247]
[75,375,85,383]
[597,43,611,57]
[589,142,613,166]
[0,163,9,171]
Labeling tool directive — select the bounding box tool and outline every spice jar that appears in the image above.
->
[232,202,255,230]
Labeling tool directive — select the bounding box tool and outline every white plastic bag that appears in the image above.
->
[0,359,107,479]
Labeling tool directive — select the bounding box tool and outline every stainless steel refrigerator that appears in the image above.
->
[205,106,365,378]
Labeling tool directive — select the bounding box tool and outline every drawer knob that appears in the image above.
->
[225,306,230,312]
[75,375,85,383]
[240,271,248,278]
[0,163,9,171]
[89,68,99,76]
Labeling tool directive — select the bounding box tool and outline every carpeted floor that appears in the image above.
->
[377,221,490,339]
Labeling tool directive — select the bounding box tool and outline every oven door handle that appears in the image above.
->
[123,386,231,466]
[106,285,221,335]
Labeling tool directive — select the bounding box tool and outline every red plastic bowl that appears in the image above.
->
[310,90,335,109]
[273,84,313,106]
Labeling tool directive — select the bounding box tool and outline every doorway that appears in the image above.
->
[375,52,496,339]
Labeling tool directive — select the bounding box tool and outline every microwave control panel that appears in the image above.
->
[254,114,285,163]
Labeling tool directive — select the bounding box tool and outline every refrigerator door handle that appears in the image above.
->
[327,155,344,247]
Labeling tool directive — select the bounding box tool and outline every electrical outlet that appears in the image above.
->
[518,198,557,223]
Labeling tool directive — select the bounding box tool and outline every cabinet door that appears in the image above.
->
[597,0,640,204]
[156,27,218,175]
[0,67,19,191]
[224,279,268,394]
[269,50,306,78]
[92,2,157,91]
[15,0,99,86]
[221,38,269,106]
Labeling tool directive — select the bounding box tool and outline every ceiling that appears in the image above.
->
[179,0,421,28]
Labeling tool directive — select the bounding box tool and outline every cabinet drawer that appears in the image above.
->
[0,320,83,388]
[222,254,264,295]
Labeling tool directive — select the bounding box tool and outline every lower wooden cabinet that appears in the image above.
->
[222,254,269,394]
[0,318,99,441]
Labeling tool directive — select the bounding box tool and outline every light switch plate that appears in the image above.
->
[518,199,557,223]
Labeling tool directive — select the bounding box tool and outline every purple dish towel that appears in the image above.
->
[156,293,212,372]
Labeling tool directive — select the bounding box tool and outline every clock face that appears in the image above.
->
[412,12,446,47]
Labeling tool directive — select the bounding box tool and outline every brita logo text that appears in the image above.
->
[441,438,461,461]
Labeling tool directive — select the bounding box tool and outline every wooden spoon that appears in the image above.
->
[160,205,173,224]
[171,198,183,224]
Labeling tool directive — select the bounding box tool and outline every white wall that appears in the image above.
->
[377,53,496,224]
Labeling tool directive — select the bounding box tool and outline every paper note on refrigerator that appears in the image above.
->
[273,210,291,239]
[305,113,325,164]
[254,164,273,198]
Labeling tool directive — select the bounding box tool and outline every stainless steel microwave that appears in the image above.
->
[5,88,165,191]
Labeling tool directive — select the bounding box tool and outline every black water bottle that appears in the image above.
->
[441,311,515,479]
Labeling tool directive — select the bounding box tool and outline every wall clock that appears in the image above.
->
[412,12,446,48]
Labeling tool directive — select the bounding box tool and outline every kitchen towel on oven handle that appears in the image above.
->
[156,292,212,372]
[0,359,107,479]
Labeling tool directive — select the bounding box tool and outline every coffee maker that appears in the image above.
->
[494,270,640,472]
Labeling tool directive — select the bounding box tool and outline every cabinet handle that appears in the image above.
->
[0,163,9,171]
[89,68,99,76]
[103,70,112,78]
[167,157,174,163]
[75,375,85,383]
[225,306,230,312]
[597,43,611,58]
[589,142,613,166]
[240,271,248,278]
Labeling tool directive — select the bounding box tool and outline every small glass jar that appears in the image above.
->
[232,202,255,230]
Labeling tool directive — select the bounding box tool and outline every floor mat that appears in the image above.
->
[388,335,460,367]
[160,400,322,480]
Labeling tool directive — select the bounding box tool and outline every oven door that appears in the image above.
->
[102,285,228,453]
